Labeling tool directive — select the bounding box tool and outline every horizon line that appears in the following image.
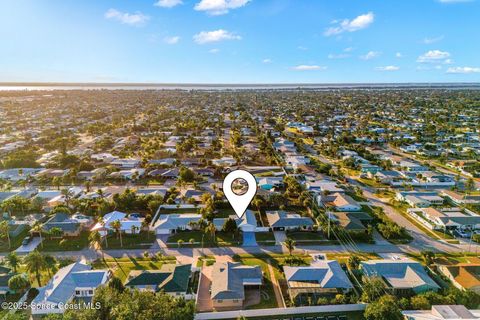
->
[1,81,480,87]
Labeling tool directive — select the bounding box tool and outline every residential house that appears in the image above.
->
[283,260,353,301]
[402,305,480,320]
[210,262,263,310]
[328,193,362,212]
[31,262,110,317]
[42,213,93,237]
[396,191,444,208]
[110,158,140,169]
[408,207,480,233]
[438,263,480,294]
[91,211,143,237]
[441,190,480,206]
[266,210,314,231]
[361,259,440,295]
[124,264,192,298]
[152,214,201,235]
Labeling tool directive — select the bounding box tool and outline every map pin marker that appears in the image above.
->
[223,169,257,218]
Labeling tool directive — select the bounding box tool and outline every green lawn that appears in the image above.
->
[347,192,367,202]
[39,231,90,252]
[0,227,30,252]
[104,231,155,249]
[286,231,324,241]
[255,232,275,242]
[92,256,176,282]
[167,231,242,247]
[358,178,387,188]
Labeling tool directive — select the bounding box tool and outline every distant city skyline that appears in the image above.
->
[1,0,479,83]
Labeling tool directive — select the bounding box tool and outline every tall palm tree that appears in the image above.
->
[0,221,11,249]
[89,230,103,260]
[24,251,46,286]
[206,222,216,244]
[284,237,296,256]
[31,223,44,248]
[110,220,123,247]
[44,255,57,277]
[6,252,19,273]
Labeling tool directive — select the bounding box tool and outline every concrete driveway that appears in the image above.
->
[196,265,213,312]
[273,231,287,245]
[15,237,42,254]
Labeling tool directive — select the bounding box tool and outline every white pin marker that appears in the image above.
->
[223,169,257,218]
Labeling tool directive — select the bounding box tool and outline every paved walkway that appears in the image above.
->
[266,259,285,308]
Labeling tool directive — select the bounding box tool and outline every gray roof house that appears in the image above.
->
[361,259,440,294]
[31,262,110,316]
[152,214,201,235]
[211,262,262,310]
[266,210,314,231]
[284,260,353,301]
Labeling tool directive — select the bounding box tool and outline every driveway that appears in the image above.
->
[242,231,258,247]
[273,231,287,245]
[15,237,42,254]
[196,265,213,312]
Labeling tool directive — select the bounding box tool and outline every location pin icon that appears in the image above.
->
[223,169,257,218]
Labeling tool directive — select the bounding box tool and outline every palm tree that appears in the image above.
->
[24,251,46,286]
[44,255,57,277]
[89,230,103,259]
[31,223,44,248]
[284,237,296,256]
[189,238,195,246]
[6,252,19,273]
[206,222,216,244]
[0,221,11,249]
[110,220,123,247]
[84,180,92,193]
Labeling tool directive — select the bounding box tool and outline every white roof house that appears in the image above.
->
[152,214,201,235]
[31,262,110,316]
[402,305,480,320]
[91,211,143,236]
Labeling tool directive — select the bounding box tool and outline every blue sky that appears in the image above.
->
[1,0,479,83]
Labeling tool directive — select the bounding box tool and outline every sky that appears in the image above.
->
[0,0,479,83]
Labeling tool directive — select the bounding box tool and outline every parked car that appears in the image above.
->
[22,236,32,246]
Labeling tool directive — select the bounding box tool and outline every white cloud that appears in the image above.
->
[292,65,327,71]
[262,58,272,63]
[193,29,241,44]
[194,0,251,15]
[154,0,183,8]
[324,12,374,36]
[395,52,403,58]
[297,46,308,51]
[209,48,220,53]
[164,36,180,44]
[343,47,354,52]
[423,35,444,44]
[376,65,400,71]
[447,66,480,73]
[104,9,149,26]
[360,51,381,60]
[417,50,451,63]
[328,53,350,59]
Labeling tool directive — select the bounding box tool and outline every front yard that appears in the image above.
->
[38,231,90,252]
[167,230,242,247]
[104,231,156,249]
[92,256,177,282]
